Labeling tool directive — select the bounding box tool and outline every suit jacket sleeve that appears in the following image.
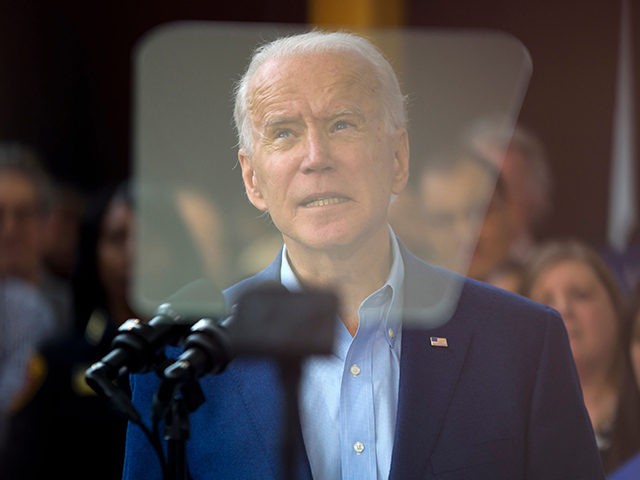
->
[526,307,605,479]
[388,252,605,479]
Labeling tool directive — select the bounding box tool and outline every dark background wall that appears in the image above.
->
[1,0,637,248]
[0,0,308,190]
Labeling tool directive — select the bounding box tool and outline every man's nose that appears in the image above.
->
[300,130,332,173]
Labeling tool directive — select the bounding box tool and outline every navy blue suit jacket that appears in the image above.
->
[123,246,605,479]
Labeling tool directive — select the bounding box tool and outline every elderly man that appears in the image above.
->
[123,30,604,479]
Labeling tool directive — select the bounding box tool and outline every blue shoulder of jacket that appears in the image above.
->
[223,248,283,305]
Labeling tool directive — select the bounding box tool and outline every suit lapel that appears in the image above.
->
[390,248,474,479]
[225,252,313,479]
[232,358,313,479]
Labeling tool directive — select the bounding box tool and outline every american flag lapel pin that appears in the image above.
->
[429,336,448,348]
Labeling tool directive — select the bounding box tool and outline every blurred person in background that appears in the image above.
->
[484,257,525,293]
[463,120,552,263]
[520,239,640,473]
[0,277,55,454]
[601,230,640,301]
[43,180,87,282]
[413,147,516,282]
[609,285,640,479]
[0,142,73,337]
[0,181,135,479]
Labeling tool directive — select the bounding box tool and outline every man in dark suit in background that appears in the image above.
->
[123,30,604,479]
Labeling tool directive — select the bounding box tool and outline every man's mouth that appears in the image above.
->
[302,196,349,208]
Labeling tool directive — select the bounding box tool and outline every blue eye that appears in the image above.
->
[276,129,291,138]
[334,120,349,131]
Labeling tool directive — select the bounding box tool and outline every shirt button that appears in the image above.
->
[353,441,365,454]
[350,364,361,376]
[388,328,395,338]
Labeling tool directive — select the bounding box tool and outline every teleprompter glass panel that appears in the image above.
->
[131,22,531,333]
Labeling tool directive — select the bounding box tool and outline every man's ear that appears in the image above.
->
[391,128,410,195]
[238,150,268,211]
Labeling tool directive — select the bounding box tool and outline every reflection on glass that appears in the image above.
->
[131,22,531,324]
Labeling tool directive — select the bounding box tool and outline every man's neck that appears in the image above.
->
[284,228,393,335]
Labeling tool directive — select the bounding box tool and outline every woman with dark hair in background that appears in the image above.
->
[1,181,136,479]
[520,239,640,474]
[610,285,640,479]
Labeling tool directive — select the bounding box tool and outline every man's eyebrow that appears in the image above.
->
[263,115,300,128]
[261,108,365,128]
[328,107,364,118]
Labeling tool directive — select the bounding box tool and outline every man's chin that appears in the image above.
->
[285,229,365,254]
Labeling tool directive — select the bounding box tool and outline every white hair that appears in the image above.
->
[233,30,408,155]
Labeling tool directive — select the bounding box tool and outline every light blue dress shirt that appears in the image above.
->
[280,231,404,480]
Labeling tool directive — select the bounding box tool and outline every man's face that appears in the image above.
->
[418,160,497,275]
[0,170,47,281]
[238,51,409,255]
[419,159,513,279]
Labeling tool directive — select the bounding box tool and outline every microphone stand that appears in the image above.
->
[153,369,206,480]
[162,345,306,480]
[166,395,188,480]
[278,358,303,480]
[229,285,338,480]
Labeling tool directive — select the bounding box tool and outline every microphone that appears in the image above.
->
[162,281,339,381]
[162,282,286,381]
[85,278,225,407]
[162,316,233,381]
[86,305,188,379]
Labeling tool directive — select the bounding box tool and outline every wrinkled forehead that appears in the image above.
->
[247,50,382,119]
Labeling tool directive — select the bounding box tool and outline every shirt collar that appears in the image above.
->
[384,229,404,348]
[280,226,405,348]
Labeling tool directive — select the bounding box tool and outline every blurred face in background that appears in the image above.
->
[419,160,491,273]
[0,170,48,283]
[418,157,512,279]
[468,190,513,280]
[97,197,134,315]
[528,259,619,374]
[43,186,85,279]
